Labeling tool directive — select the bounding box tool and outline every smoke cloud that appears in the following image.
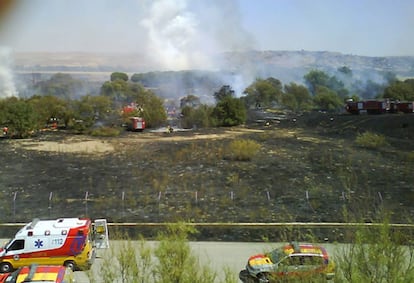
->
[0,47,18,98]
[138,0,256,95]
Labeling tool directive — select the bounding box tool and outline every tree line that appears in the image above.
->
[2,68,414,138]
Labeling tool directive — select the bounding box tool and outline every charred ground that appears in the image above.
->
[0,111,413,241]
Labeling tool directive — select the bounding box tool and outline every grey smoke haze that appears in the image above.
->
[0,47,18,98]
[137,0,257,95]
[2,0,411,101]
[139,0,254,71]
[0,0,258,98]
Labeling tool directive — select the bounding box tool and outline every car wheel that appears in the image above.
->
[239,270,258,283]
[64,260,76,271]
[0,262,12,273]
[257,272,270,283]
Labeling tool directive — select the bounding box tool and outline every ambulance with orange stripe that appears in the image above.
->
[0,218,97,273]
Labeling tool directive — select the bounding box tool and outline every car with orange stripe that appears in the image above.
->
[0,264,75,283]
[239,242,335,282]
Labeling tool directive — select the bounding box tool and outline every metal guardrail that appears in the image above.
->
[107,222,414,228]
[1,222,412,242]
[1,222,413,228]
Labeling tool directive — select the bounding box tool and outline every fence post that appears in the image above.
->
[378,192,383,203]
[48,192,53,218]
[85,191,89,216]
[12,192,17,222]
[122,191,125,218]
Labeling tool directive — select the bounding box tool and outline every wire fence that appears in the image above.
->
[0,185,411,243]
[4,188,389,224]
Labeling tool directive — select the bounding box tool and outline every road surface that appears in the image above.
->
[74,241,339,282]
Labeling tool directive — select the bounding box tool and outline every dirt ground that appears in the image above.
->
[1,111,413,241]
[10,127,264,154]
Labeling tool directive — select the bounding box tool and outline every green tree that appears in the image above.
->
[180,104,214,129]
[100,77,167,128]
[313,85,343,111]
[280,93,297,111]
[110,72,129,82]
[338,66,352,76]
[130,89,167,128]
[83,95,113,120]
[180,95,201,108]
[243,77,283,107]
[304,69,349,98]
[212,96,246,127]
[0,97,38,138]
[130,73,143,83]
[27,95,71,128]
[304,70,330,95]
[214,85,235,102]
[101,79,132,102]
[35,73,84,100]
[282,82,312,111]
[70,95,113,132]
[328,75,349,98]
[382,79,414,101]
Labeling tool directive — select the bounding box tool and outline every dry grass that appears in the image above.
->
[1,112,413,242]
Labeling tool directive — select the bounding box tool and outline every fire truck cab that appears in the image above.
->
[127,116,146,131]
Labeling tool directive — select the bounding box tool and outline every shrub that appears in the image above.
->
[225,139,261,161]
[90,126,122,137]
[87,223,242,283]
[334,217,414,283]
[355,131,388,148]
[406,151,414,162]
[153,223,216,283]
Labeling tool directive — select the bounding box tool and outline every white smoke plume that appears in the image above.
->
[139,0,256,95]
[0,47,18,98]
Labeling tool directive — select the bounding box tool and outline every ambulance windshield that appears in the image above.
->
[3,239,12,249]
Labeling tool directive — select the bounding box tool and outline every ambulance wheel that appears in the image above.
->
[0,262,12,273]
[64,260,76,271]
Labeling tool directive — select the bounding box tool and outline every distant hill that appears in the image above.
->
[13,50,414,79]
[220,50,414,83]
[12,50,414,101]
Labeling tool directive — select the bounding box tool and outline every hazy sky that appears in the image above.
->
[0,0,413,57]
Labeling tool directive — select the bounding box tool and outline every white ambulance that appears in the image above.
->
[0,217,107,273]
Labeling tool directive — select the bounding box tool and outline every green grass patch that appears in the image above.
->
[225,139,261,161]
[90,126,122,137]
[355,131,388,149]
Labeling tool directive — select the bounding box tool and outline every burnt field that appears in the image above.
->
[0,111,413,240]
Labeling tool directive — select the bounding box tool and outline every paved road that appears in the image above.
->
[74,241,339,283]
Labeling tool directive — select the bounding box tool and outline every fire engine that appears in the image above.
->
[122,103,146,131]
[0,218,107,273]
[127,116,146,131]
[345,99,414,114]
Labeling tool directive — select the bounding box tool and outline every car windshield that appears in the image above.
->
[287,255,324,266]
[266,249,284,263]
